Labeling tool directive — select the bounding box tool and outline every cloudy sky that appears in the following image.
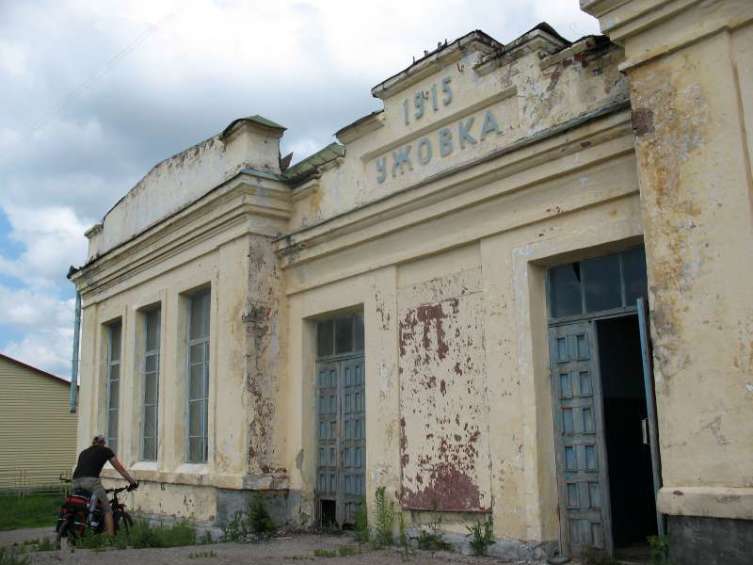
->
[0,1,599,377]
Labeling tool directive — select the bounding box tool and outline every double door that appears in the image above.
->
[316,355,365,526]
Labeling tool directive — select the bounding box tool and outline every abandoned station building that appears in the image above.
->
[69,1,753,562]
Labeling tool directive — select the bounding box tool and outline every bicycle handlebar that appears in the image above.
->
[58,473,138,493]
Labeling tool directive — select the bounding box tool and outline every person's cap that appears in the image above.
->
[92,434,106,445]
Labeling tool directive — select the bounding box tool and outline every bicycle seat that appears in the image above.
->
[73,488,93,498]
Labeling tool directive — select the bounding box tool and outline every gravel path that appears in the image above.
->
[3,534,555,564]
[0,527,54,546]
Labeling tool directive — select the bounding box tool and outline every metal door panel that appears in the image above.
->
[550,322,613,555]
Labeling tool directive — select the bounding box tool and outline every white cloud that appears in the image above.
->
[0,205,91,287]
[0,0,600,377]
[0,285,74,376]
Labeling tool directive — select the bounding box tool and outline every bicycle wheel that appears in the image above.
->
[116,511,133,538]
[55,518,69,550]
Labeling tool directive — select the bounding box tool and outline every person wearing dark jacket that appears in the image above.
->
[72,435,137,535]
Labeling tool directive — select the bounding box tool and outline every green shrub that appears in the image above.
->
[466,516,494,556]
[313,548,337,557]
[337,545,358,557]
[417,528,453,552]
[353,499,369,543]
[372,486,394,548]
[248,493,275,536]
[221,493,275,542]
[222,511,246,542]
[649,535,671,565]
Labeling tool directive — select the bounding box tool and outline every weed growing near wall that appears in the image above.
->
[222,493,276,542]
[649,535,671,565]
[466,516,494,556]
[372,486,394,548]
[353,498,369,543]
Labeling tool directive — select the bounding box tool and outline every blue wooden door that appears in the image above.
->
[340,356,365,524]
[550,322,613,555]
[317,362,339,507]
[316,355,365,526]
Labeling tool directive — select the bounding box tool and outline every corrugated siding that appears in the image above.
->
[0,359,78,488]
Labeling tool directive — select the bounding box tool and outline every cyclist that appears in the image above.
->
[72,435,138,536]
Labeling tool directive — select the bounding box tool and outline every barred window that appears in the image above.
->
[187,289,210,463]
[142,308,161,461]
[106,321,122,453]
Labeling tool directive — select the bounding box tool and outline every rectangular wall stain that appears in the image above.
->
[397,268,490,512]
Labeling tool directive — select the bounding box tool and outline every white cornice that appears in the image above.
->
[275,105,633,272]
[581,0,753,70]
[71,175,290,297]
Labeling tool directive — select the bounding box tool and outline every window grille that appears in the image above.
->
[106,321,122,453]
[187,289,210,463]
[142,308,160,461]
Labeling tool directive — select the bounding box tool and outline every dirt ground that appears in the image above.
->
[1,529,555,564]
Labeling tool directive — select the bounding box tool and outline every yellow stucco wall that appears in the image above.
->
[70,3,753,557]
[0,356,77,489]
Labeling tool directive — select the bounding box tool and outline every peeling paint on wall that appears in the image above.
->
[397,268,490,512]
[244,235,286,475]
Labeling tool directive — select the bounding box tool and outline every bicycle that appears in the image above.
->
[55,474,138,548]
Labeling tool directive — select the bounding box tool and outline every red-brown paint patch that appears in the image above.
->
[401,463,483,512]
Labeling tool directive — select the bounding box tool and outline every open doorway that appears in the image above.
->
[546,245,660,558]
[597,316,657,559]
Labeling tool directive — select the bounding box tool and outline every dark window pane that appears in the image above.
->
[189,400,203,436]
[144,405,157,438]
[354,314,364,352]
[108,381,119,409]
[146,309,161,351]
[109,323,122,361]
[145,354,158,373]
[190,290,210,340]
[582,254,622,312]
[188,438,204,463]
[144,371,158,404]
[335,316,354,354]
[550,264,583,318]
[143,437,156,462]
[190,343,204,364]
[317,319,334,357]
[189,364,204,399]
[622,246,648,306]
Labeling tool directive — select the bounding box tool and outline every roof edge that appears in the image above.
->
[371,30,502,100]
[0,352,71,384]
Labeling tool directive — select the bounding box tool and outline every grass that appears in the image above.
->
[19,537,56,552]
[312,546,361,559]
[74,519,197,550]
[0,547,30,565]
[0,493,61,530]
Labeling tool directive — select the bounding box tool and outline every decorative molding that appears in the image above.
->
[276,103,632,268]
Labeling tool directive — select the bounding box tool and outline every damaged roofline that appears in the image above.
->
[68,166,288,281]
[371,29,502,100]
[274,98,631,246]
